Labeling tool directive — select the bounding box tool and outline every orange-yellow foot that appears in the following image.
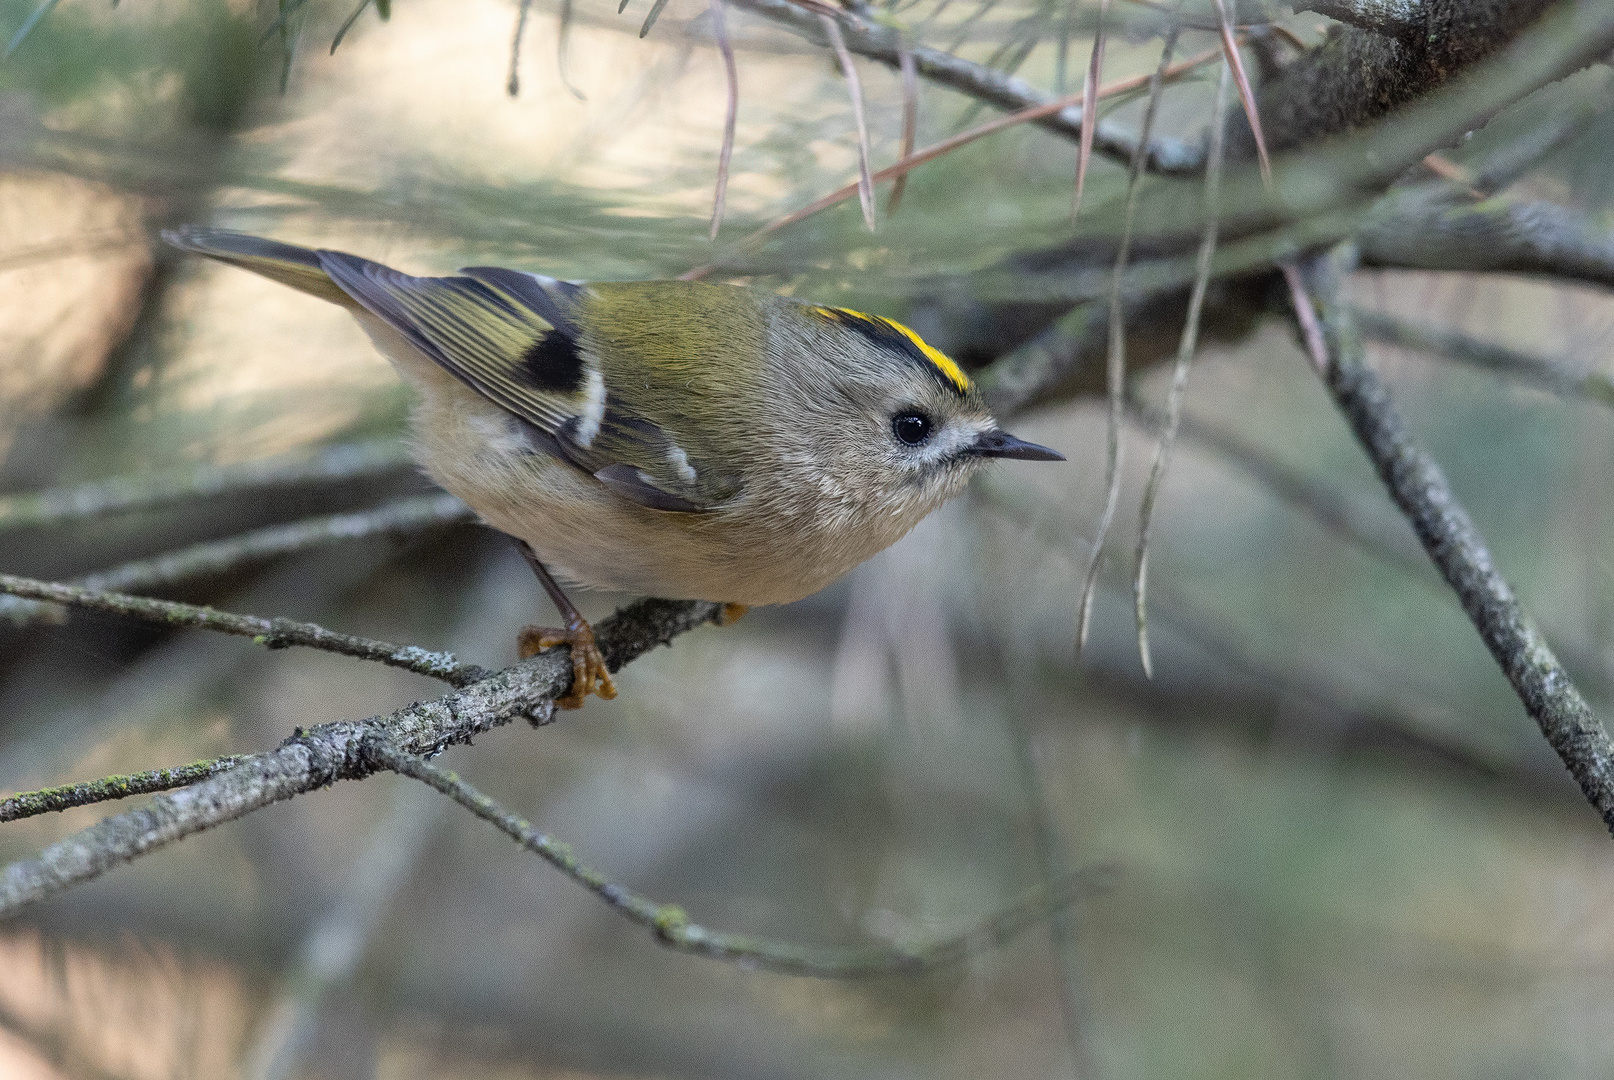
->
[717,602,749,626]
[518,621,618,709]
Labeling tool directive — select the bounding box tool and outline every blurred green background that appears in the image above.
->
[2,1,1614,1078]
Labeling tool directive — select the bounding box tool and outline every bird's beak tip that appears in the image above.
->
[973,429,1065,462]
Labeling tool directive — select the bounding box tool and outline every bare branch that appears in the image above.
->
[1358,191,1614,290]
[377,743,1112,977]
[0,438,412,532]
[1128,403,1431,580]
[0,493,472,624]
[0,573,489,685]
[1355,307,1614,410]
[1298,245,1614,837]
[0,598,723,918]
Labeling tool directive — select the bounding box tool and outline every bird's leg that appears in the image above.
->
[515,541,616,709]
[717,602,748,625]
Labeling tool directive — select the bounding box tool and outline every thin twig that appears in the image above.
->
[0,598,725,917]
[1298,246,1614,837]
[377,743,1113,977]
[0,573,489,686]
[1075,14,1177,656]
[1126,403,1430,581]
[0,438,412,532]
[1354,308,1614,410]
[710,0,741,239]
[0,493,472,624]
[820,13,877,232]
[1,758,250,824]
[1132,38,1225,679]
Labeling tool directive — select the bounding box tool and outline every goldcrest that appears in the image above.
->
[163,227,1063,704]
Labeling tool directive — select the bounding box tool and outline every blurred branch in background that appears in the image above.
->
[4,0,1614,1075]
[1297,244,1614,834]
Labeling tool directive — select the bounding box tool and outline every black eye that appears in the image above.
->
[892,411,933,446]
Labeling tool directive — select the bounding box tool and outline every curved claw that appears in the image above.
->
[518,622,618,709]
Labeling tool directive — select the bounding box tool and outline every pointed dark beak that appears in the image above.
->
[970,429,1065,461]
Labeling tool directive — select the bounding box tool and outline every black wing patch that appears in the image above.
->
[317,251,737,513]
[518,329,585,393]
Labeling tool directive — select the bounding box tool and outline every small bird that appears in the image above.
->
[164,227,1064,707]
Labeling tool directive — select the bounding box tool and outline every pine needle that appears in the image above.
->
[1212,0,1268,183]
[1282,263,1329,376]
[887,40,920,215]
[640,0,676,38]
[330,0,373,54]
[820,13,877,232]
[1072,0,1110,221]
[508,0,534,96]
[710,0,741,239]
[1132,57,1232,678]
[557,0,588,99]
[4,0,63,58]
[1075,9,1178,657]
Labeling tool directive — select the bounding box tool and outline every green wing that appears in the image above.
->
[316,252,736,512]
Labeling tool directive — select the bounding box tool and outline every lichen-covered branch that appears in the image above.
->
[0,757,250,823]
[0,598,722,918]
[0,573,488,685]
[0,438,412,532]
[377,742,1111,977]
[1298,247,1614,836]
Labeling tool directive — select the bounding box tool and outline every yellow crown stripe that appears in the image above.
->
[811,306,972,394]
[876,316,971,394]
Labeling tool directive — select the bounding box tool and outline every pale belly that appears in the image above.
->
[367,321,905,604]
